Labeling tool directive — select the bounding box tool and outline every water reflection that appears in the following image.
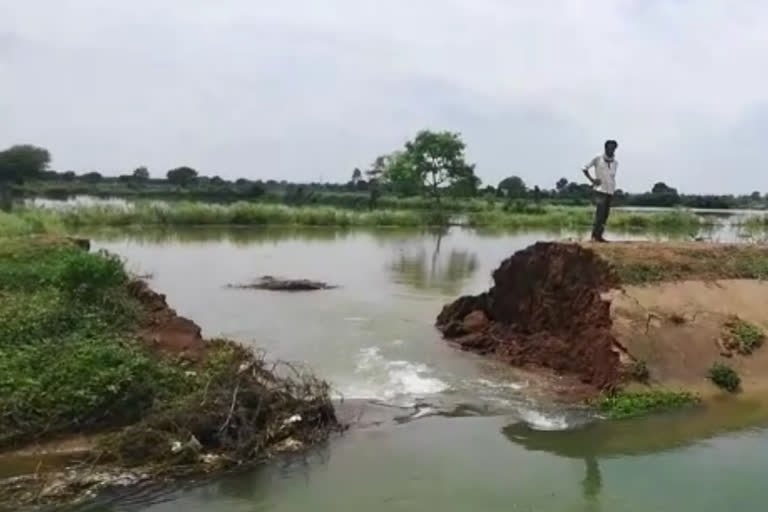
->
[503,397,768,508]
[387,230,479,294]
[82,226,434,246]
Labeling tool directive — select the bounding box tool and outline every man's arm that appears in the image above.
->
[581,157,599,185]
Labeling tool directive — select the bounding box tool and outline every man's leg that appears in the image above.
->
[592,193,607,241]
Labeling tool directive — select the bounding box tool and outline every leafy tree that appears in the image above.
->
[651,182,677,195]
[166,166,198,186]
[62,171,77,181]
[81,172,103,183]
[248,184,265,198]
[403,130,476,205]
[384,151,422,197]
[0,144,51,183]
[750,191,761,200]
[481,185,496,196]
[498,176,527,198]
[132,166,149,180]
[351,168,362,184]
[210,176,225,186]
[556,177,569,191]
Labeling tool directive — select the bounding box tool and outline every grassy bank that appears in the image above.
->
[466,207,703,231]
[2,201,707,233]
[0,236,335,466]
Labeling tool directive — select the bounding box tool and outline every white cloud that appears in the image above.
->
[1,0,768,192]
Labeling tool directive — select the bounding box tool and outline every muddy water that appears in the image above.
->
[65,227,768,511]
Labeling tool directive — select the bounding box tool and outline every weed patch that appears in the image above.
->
[708,362,741,392]
[594,390,699,419]
[725,317,765,355]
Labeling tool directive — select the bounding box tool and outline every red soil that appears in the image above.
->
[128,280,207,361]
[436,242,625,389]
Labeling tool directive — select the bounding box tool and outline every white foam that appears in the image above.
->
[519,409,570,431]
[341,347,449,402]
[475,378,525,391]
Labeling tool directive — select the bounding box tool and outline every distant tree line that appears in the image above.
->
[1,141,765,210]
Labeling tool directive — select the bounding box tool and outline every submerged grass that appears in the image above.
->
[594,390,700,419]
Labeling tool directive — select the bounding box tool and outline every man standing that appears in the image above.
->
[582,140,618,242]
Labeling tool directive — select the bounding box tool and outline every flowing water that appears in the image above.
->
[49,225,768,511]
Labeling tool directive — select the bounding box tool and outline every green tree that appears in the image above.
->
[132,166,150,181]
[556,177,569,191]
[651,182,676,195]
[0,144,51,184]
[351,168,362,184]
[498,176,527,198]
[166,166,198,186]
[81,172,103,183]
[404,130,476,205]
[384,150,422,197]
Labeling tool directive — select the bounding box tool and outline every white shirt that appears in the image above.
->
[583,155,618,195]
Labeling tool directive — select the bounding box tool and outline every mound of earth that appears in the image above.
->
[228,276,336,291]
[437,241,768,396]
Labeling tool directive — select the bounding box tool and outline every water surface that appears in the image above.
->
[62,225,768,511]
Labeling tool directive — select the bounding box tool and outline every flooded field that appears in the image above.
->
[51,225,768,511]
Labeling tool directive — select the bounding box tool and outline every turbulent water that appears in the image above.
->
[49,224,768,511]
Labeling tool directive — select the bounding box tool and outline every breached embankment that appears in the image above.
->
[437,241,768,398]
[0,236,337,510]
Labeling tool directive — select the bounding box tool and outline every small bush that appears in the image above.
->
[708,362,741,392]
[725,318,765,355]
[594,390,698,419]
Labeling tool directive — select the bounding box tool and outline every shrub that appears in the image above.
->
[594,390,698,419]
[708,362,741,392]
[725,318,765,355]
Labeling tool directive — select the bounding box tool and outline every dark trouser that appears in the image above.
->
[592,192,612,240]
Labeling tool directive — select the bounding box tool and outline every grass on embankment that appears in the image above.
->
[594,390,700,419]
[0,236,335,466]
[2,201,706,232]
[593,242,768,285]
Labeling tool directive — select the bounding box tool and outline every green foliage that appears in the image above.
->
[708,362,741,392]
[595,390,699,419]
[0,336,189,445]
[725,318,765,355]
[393,130,478,204]
[133,166,150,180]
[498,176,527,198]
[0,238,167,446]
[167,166,198,186]
[82,171,103,183]
[0,144,51,183]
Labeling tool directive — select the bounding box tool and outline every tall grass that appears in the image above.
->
[1,201,708,231]
[467,206,703,231]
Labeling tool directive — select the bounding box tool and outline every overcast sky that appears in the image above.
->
[2,1,768,193]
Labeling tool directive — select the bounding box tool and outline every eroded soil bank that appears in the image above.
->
[437,241,768,397]
[0,237,337,510]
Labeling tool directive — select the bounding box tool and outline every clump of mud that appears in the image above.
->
[437,242,627,389]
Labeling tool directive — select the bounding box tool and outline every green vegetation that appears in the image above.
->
[0,237,176,446]
[725,317,765,355]
[0,236,335,464]
[594,390,699,419]
[0,202,713,232]
[598,243,768,285]
[708,362,741,392]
